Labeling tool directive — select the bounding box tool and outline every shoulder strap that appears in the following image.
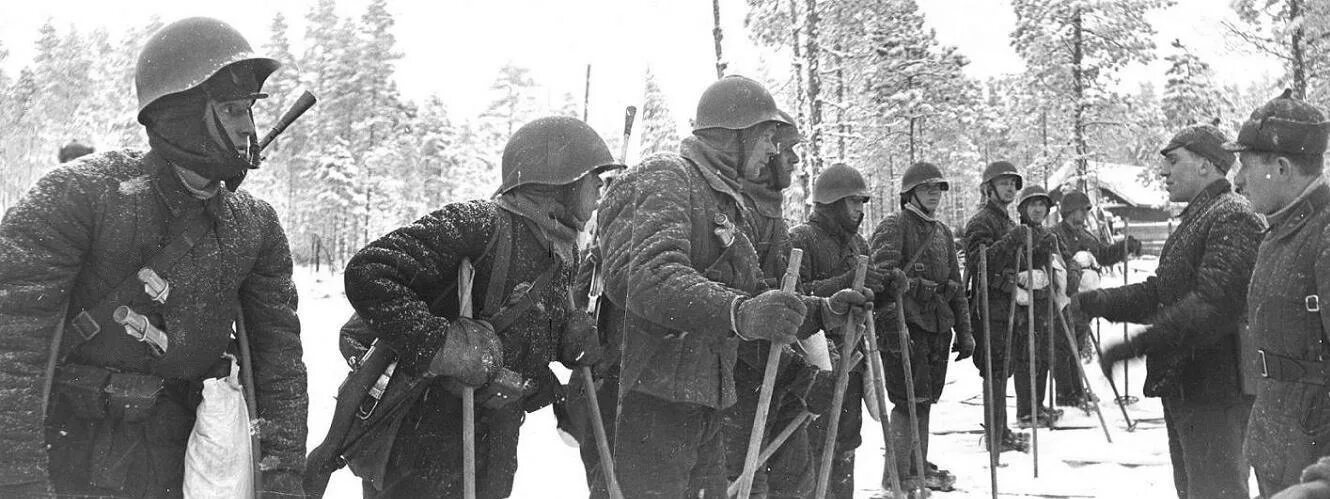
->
[483,209,514,317]
[899,219,940,274]
[63,209,212,355]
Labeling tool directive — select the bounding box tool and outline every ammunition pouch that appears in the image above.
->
[54,364,163,423]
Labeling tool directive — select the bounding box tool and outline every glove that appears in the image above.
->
[1304,457,1330,484]
[1000,225,1032,247]
[1271,481,1330,499]
[736,290,808,344]
[953,332,976,361]
[1036,229,1058,253]
[1098,339,1139,379]
[260,470,305,498]
[560,312,603,368]
[883,268,910,298]
[1071,290,1108,319]
[828,287,874,315]
[426,318,504,387]
[862,266,888,294]
[1126,236,1143,256]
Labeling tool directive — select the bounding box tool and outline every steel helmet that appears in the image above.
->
[812,163,870,204]
[981,161,1023,190]
[135,17,280,124]
[900,162,949,194]
[496,116,623,195]
[1017,185,1054,208]
[693,75,791,132]
[1060,190,1091,213]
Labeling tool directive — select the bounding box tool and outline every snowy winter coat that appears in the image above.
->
[0,150,306,486]
[1097,179,1263,401]
[790,208,869,299]
[1051,220,1128,296]
[1245,180,1330,489]
[344,199,579,389]
[964,200,1023,318]
[870,207,970,336]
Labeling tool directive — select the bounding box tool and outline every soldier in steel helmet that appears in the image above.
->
[596,75,872,497]
[342,116,620,498]
[1049,190,1138,409]
[1228,90,1330,497]
[867,161,972,492]
[963,160,1033,452]
[1081,123,1263,499]
[0,17,306,497]
[721,112,833,498]
[790,163,902,498]
[1010,184,1060,428]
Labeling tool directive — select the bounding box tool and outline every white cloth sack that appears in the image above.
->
[183,355,254,499]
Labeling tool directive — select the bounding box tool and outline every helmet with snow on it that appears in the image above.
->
[1017,185,1054,209]
[812,163,870,204]
[135,17,280,125]
[1060,190,1092,214]
[981,161,1023,190]
[900,161,949,194]
[693,75,791,132]
[495,116,624,196]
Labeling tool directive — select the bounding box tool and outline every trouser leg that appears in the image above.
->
[615,391,727,499]
[1162,395,1252,499]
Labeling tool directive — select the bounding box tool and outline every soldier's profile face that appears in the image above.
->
[207,97,258,157]
[1234,151,1282,214]
[842,196,867,223]
[1158,147,1205,203]
[572,173,605,222]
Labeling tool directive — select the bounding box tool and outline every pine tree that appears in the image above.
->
[1228,0,1330,102]
[1161,40,1228,127]
[639,69,680,156]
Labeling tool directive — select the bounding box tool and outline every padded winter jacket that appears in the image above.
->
[0,150,306,486]
[1097,179,1263,401]
[870,208,970,336]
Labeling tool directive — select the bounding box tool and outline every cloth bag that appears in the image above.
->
[183,355,254,498]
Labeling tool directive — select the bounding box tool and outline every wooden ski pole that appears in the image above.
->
[892,272,928,495]
[581,366,624,499]
[1026,229,1038,478]
[1120,218,1133,406]
[736,248,804,498]
[235,309,262,497]
[1047,264,1057,429]
[459,259,477,499]
[1054,306,1112,443]
[978,246,999,499]
[814,256,869,499]
[862,309,904,497]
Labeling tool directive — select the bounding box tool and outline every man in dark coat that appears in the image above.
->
[869,161,972,492]
[342,116,617,498]
[1010,185,1059,428]
[1230,90,1330,497]
[963,161,1032,452]
[1050,191,1137,407]
[597,75,870,498]
[723,113,830,498]
[792,163,892,498]
[1084,124,1264,499]
[0,17,307,497]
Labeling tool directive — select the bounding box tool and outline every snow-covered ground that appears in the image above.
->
[298,256,1248,498]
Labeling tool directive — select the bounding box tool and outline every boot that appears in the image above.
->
[984,428,1030,453]
[923,462,956,492]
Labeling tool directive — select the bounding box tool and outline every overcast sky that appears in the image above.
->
[0,0,1283,149]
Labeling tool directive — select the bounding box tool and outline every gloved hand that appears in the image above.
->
[1071,290,1108,319]
[1098,339,1139,379]
[1271,481,1330,499]
[953,332,976,361]
[883,268,910,298]
[1035,228,1058,253]
[1303,457,1330,485]
[560,311,603,368]
[1000,225,1032,247]
[1126,235,1143,256]
[828,287,874,315]
[260,470,305,498]
[736,290,808,344]
[426,318,504,387]
[862,266,888,294]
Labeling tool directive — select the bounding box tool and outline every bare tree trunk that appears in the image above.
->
[1072,8,1088,191]
[1291,0,1307,99]
[713,0,726,78]
[805,0,823,182]
[834,40,848,161]
[790,0,812,218]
